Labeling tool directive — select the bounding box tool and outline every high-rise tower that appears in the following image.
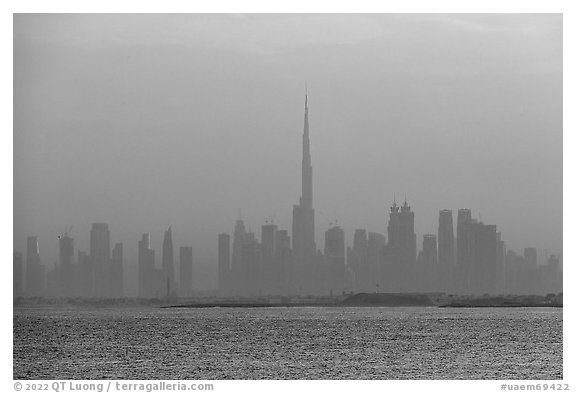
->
[456,209,473,293]
[162,226,175,296]
[438,210,455,267]
[292,91,316,264]
[111,242,123,298]
[59,232,74,297]
[384,197,416,291]
[26,236,45,296]
[325,226,346,295]
[438,209,455,292]
[291,91,317,294]
[138,233,155,298]
[218,233,231,295]
[90,223,111,298]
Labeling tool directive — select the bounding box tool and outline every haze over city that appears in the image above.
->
[13,14,562,295]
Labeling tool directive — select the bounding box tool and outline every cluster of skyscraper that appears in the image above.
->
[216,95,563,297]
[137,227,194,298]
[13,224,123,298]
[13,225,194,299]
[13,94,562,299]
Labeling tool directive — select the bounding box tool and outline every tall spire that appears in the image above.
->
[301,86,313,209]
[292,87,317,268]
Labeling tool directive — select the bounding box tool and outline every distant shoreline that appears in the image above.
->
[163,303,562,309]
[13,292,563,309]
[164,292,563,309]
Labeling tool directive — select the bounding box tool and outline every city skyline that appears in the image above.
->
[14,94,562,298]
[13,14,562,295]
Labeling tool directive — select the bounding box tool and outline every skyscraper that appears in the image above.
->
[292,92,316,293]
[78,251,92,297]
[111,242,123,298]
[368,232,386,292]
[231,218,246,294]
[456,209,473,293]
[261,223,278,294]
[418,234,438,291]
[384,198,416,292]
[242,230,261,296]
[26,236,44,296]
[325,226,346,295]
[469,222,498,294]
[349,229,368,292]
[90,223,111,298]
[162,226,175,297]
[275,229,292,295]
[179,246,193,297]
[138,233,155,298]
[421,235,438,265]
[218,233,231,295]
[438,209,455,292]
[456,210,500,294]
[58,232,74,297]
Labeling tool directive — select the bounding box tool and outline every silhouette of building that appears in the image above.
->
[111,242,123,298]
[90,223,111,298]
[162,226,175,297]
[506,248,543,295]
[437,209,455,292]
[26,236,44,296]
[348,229,368,292]
[275,229,292,295]
[218,233,230,295]
[471,222,499,294]
[456,209,473,293]
[292,92,316,293]
[261,223,278,295]
[325,226,346,296]
[231,218,247,295]
[78,251,92,297]
[242,230,261,296]
[383,198,416,292]
[367,232,386,293]
[542,254,562,294]
[138,233,156,298]
[417,234,438,292]
[179,246,193,297]
[496,232,506,293]
[13,252,24,298]
[58,232,74,297]
[456,211,500,295]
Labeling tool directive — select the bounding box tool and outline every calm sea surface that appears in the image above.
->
[13,306,562,380]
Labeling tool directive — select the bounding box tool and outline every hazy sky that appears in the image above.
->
[13,14,562,292]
